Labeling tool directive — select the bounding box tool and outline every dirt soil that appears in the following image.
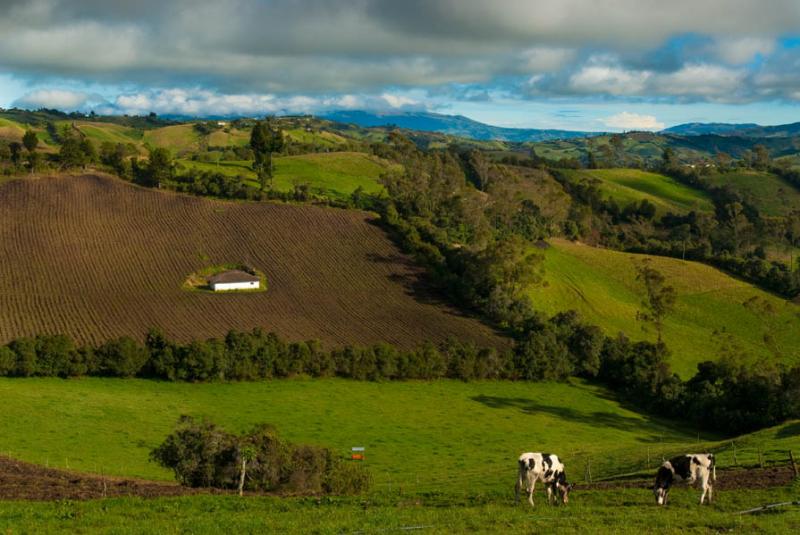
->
[0,455,216,501]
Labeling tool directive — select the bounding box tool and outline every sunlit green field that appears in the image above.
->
[705,170,800,217]
[529,239,800,377]
[178,151,390,199]
[0,377,702,489]
[560,168,712,214]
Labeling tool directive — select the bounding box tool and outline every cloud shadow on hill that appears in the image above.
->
[470,395,671,443]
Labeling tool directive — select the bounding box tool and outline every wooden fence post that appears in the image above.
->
[790,451,799,479]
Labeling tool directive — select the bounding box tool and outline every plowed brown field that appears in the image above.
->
[0,174,506,348]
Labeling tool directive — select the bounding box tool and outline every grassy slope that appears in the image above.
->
[143,124,202,154]
[0,118,25,142]
[73,122,143,146]
[529,239,800,377]
[560,168,713,214]
[178,151,390,198]
[0,378,698,489]
[706,170,800,217]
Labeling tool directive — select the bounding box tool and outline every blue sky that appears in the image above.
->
[2,1,800,131]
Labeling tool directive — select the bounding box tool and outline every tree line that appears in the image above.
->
[2,323,799,435]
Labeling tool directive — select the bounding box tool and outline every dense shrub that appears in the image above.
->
[151,416,370,494]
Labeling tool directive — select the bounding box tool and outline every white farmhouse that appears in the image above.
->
[208,270,260,291]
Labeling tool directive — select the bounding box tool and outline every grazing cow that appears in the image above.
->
[516,452,572,506]
[653,453,716,505]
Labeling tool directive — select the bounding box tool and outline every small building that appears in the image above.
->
[208,270,260,291]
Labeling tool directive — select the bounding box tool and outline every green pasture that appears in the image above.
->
[529,239,800,377]
[178,151,389,199]
[560,168,712,214]
[2,486,800,534]
[706,170,800,217]
[0,378,700,491]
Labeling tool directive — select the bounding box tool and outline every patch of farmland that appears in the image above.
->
[559,168,712,214]
[705,170,800,217]
[529,239,800,377]
[143,124,202,155]
[178,151,391,199]
[0,174,502,348]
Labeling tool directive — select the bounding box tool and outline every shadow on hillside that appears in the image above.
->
[470,395,666,442]
[776,422,800,439]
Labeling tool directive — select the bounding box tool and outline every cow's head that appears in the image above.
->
[653,464,673,505]
[554,473,572,504]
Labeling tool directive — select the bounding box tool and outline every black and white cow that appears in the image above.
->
[653,453,716,505]
[516,452,572,506]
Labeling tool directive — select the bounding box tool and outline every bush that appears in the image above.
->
[151,417,371,495]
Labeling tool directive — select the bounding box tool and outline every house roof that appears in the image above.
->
[208,270,260,284]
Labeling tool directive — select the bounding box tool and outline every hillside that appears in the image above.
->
[177,151,392,199]
[529,239,800,377]
[558,168,712,214]
[705,170,800,217]
[0,174,503,349]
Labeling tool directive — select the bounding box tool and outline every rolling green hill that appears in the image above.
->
[178,151,392,199]
[143,124,202,155]
[559,168,713,214]
[529,239,800,377]
[705,170,800,217]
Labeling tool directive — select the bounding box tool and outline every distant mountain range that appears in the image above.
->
[663,121,800,138]
[321,110,597,142]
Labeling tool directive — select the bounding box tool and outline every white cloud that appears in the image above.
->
[569,60,652,95]
[713,37,775,64]
[653,64,746,98]
[602,112,664,131]
[14,88,95,109]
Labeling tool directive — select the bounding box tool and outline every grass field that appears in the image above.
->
[559,168,713,214]
[143,124,202,155]
[178,151,391,199]
[0,174,500,348]
[0,377,703,486]
[0,117,25,142]
[529,239,800,377]
[2,487,800,534]
[72,122,143,147]
[706,170,800,217]
[1,377,799,533]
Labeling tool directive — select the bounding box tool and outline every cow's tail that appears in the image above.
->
[516,460,525,501]
[710,454,716,482]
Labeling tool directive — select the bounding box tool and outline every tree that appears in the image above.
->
[9,141,22,167]
[58,127,86,169]
[145,147,174,187]
[661,147,677,170]
[636,260,677,343]
[22,130,38,173]
[753,144,770,170]
[467,150,490,191]
[250,119,284,191]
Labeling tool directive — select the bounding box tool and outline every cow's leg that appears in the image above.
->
[528,479,536,507]
[699,473,709,505]
[546,484,553,505]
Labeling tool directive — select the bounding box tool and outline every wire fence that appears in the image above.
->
[365,442,800,497]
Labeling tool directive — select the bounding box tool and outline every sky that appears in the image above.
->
[1,0,800,131]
